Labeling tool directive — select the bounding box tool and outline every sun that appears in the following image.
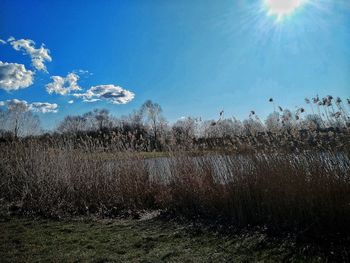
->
[264,0,307,21]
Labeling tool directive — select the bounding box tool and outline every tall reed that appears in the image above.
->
[1,139,349,235]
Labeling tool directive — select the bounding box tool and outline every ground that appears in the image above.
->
[0,215,327,263]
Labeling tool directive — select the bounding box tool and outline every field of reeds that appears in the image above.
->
[1,136,349,238]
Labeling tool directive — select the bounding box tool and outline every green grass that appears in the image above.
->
[0,216,332,263]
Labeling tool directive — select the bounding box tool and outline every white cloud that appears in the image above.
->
[0,61,34,91]
[74,69,92,76]
[30,102,58,113]
[82,98,100,103]
[73,84,135,104]
[68,100,74,104]
[9,38,52,72]
[0,99,58,113]
[46,72,82,95]
[0,99,30,112]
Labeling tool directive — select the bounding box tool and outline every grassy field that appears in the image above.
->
[0,215,344,263]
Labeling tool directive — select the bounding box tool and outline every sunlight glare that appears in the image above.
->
[264,0,307,21]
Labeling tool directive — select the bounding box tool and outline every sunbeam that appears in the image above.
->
[264,0,308,21]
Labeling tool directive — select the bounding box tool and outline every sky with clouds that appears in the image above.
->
[0,0,349,129]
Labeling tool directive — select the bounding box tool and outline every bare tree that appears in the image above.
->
[203,119,240,138]
[0,101,41,137]
[172,117,197,141]
[140,100,163,150]
[57,109,114,133]
[82,109,112,131]
[126,110,143,128]
[57,115,87,133]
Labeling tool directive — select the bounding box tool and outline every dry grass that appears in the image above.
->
[161,153,350,233]
[1,138,349,237]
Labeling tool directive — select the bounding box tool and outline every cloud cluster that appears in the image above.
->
[46,72,82,95]
[1,36,135,109]
[73,84,135,104]
[9,38,52,72]
[30,102,58,113]
[0,99,58,113]
[0,61,34,91]
[0,37,52,92]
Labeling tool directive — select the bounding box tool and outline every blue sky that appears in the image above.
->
[1,0,349,129]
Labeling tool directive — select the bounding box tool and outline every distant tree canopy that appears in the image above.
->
[1,97,349,152]
[57,109,117,133]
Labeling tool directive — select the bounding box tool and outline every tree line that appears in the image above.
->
[1,97,349,152]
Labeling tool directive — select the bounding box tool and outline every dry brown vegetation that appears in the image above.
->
[1,96,350,239]
[1,140,349,237]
